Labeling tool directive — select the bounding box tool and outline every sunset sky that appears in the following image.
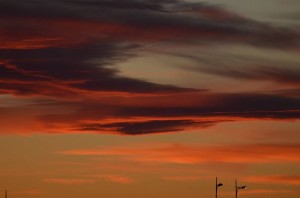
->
[0,0,300,198]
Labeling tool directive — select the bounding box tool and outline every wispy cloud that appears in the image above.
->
[1,0,298,47]
[173,49,300,86]
[244,175,300,185]
[162,175,203,182]
[58,143,300,164]
[95,174,134,184]
[43,175,133,185]
[34,92,300,135]
[0,90,299,135]
[10,189,44,196]
[43,178,96,185]
[0,43,192,99]
[222,189,295,196]
[77,120,217,135]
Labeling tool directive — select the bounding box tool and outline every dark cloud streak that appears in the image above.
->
[35,92,300,135]
[0,43,193,98]
[0,0,298,47]
[117,93,300,119]
[78,120,217,135]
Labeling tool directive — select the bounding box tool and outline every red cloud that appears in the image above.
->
[0,0,299,137]
[0,90,299,136]
[58,143,300,164]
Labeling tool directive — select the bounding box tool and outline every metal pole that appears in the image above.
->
[216,177,218,198]
[5,190,7,198]
[235,179,238,198]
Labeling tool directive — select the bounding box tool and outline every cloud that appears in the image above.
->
[0,0,298,47]
[211,66,300,85]
[58,143,300,164]
[43,175,133,185]
[10,189,44,196]
[0,0,299,136]
[116,93,300,119]
[162,176,202,182]
[77,120,217,135]
[0,90,298,135]
[95,174,134,184]
[241,189,296,195]
[274,88,300,97]
[43,178,96,185]
[222,189,295,196]
[244,175,300,185]
[163,44,300,87]
[30,92,300,135]
[66,0,180,11]
[175,54,300,86]
[0,43,193,98]
[1,1,299,97]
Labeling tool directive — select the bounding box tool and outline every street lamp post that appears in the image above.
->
[216,177,223,198]
[235,179,247,198]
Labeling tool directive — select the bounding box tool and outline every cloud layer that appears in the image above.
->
[0,0,299,135]
[58,143,300,164]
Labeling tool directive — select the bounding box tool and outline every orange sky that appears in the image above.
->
[0,0,300,198]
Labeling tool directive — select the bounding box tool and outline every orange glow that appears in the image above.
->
[94,175,134,184]
[244,175,300,185]
[58,143,300,164]
[162,176,202,182]
[43,178,96,185]
[10,190,44,196]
